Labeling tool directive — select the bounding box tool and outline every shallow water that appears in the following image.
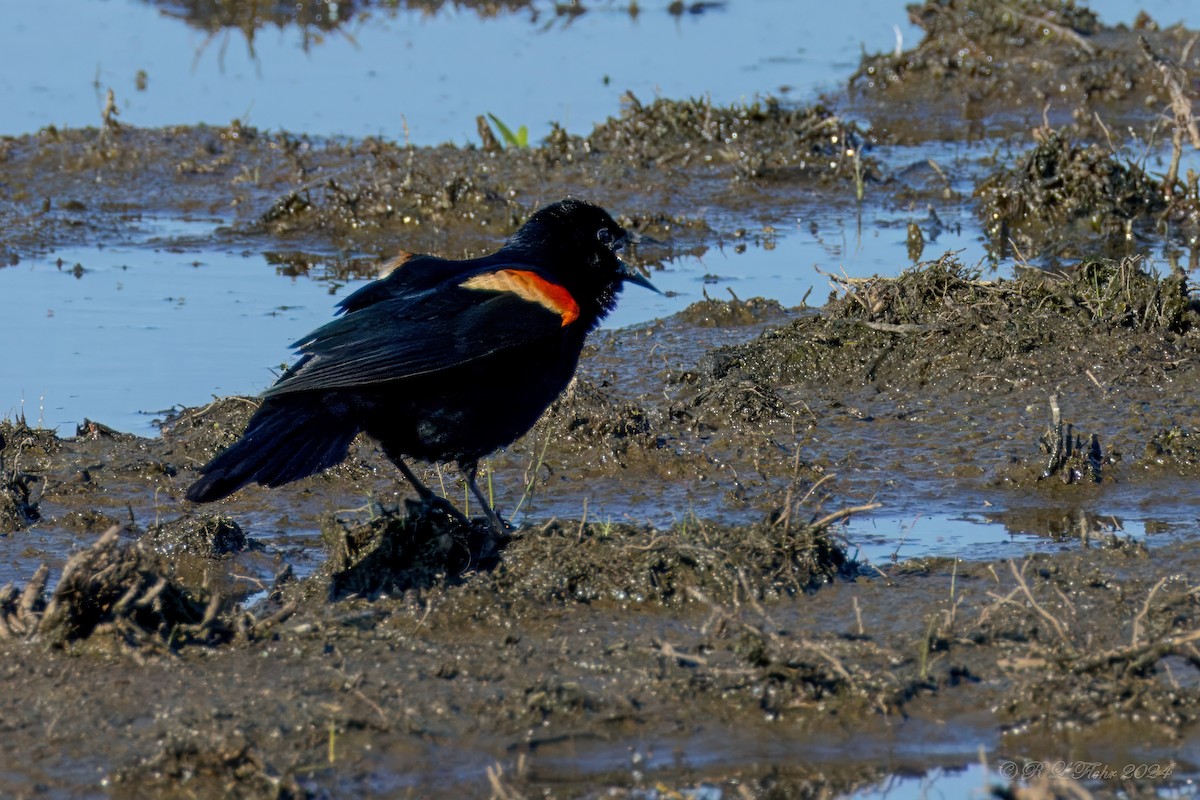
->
[4,1,1198,143]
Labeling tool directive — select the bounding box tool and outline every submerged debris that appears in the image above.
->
[1038,393,1106,484]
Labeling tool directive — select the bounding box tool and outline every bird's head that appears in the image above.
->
[506,199,657,323]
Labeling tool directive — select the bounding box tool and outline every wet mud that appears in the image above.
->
[5,0,1200,797]
[6,259,1200,796]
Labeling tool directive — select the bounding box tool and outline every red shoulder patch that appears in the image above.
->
[460,269,580,326]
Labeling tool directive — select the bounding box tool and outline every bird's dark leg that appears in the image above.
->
[380,444,469,525]
[460,459,511,546]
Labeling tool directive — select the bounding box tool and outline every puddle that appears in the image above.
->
[847,512,1152,566]
[844,764,995,800]
[846,761,1200,799]
[0,218,370,434]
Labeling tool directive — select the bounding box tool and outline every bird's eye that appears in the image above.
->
[597,227,624,252]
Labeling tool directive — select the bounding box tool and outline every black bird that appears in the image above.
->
[186,199,656,539]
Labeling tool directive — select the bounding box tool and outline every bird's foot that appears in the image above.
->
[415,492,471,526]
[401,491,511,566]
[477,510,513,562]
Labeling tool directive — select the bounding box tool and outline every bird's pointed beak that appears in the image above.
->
[619,260,660,293]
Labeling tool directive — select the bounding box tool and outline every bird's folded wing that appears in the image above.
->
[262,283,566,396]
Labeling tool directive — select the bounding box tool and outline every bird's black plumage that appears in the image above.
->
[185,199,654,534]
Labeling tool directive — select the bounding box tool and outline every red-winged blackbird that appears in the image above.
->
[186,199,655,537]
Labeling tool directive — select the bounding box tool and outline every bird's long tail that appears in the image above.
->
[185,395,359,503]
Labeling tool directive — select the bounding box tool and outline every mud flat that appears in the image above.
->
[4,0,1200,797]
[4,258,1200,797]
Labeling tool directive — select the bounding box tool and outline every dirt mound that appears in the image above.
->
[674,294,788,327]
[702,254,1198,395]
[317,499,504,600]
[145,514,247,558]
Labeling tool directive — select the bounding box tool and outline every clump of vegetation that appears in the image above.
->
[976,128,1167,260]
[587,94,876,183]
[854,0,1101,91]
[0,527,230,647]
[1014,256,1194,332]
[983,557,1200,732]
[486,514,856,608]
[824,253,1196,333]
[0,421,52,532]
[1,523,296,648]
[695,253,1199,405]
[159,396,260,461]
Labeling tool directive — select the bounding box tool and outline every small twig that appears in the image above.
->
[250,601,298,638]
[1009,559,1071,645]
[859,320,950,334]
[808,502,882,531]
[652,640,708,667]
[1130,577,1170,648]
[1139,36,1200,196]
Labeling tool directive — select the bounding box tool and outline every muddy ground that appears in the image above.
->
[5,1,1200,797]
